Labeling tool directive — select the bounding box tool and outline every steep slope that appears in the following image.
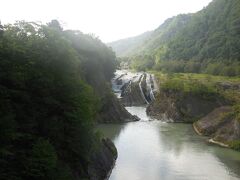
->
[160,0,240,61]
[108,14,191,57]
[115,0,240,61]
[133,14,192,55]
[0,21,118,180]
[111,0,240,76]
[65,30,141,123]
[107,31,152,57]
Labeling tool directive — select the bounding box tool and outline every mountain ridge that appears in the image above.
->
[108,0,240,76]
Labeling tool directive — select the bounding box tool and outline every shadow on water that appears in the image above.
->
[97,123,127,142]
[213,145,240,177]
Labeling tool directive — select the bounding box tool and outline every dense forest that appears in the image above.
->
[0,20,117,179]
[109,0,240,76]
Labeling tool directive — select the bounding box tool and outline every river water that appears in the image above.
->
[98,106,240,180]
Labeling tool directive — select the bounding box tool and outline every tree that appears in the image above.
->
[0,20,116,179]
[47,19,63,31]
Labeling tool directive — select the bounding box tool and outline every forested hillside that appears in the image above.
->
[107,31,152,57]
[110,0,240,76]
[0,20,117,179]
[128,14,192,56]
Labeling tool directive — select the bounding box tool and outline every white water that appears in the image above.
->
[146,73,155,101]
[139,74,149,104]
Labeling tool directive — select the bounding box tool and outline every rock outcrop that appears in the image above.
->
[144,73,240,150]
[97,93,139,123]
[88,138,118,180]
[112,71,157,106]
[193,106,240,147]
[146,90,226,123]
[120,78,147,106]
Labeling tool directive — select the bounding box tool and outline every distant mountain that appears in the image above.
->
[107,31,152,57]
[108,13,192,57]
[110,0,240,60]
[109,0,240,76]
[132,14,192,55]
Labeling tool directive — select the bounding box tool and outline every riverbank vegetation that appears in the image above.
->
[0,20,116,179]
[153,72,240,103]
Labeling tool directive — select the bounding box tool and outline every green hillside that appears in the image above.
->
[133,14,192,55]
[110,0,240,76]
[107,31,152,57]
[161,0,240,61]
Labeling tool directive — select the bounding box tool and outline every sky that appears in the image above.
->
[1,0,212,42]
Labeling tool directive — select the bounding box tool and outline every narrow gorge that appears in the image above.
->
[97,69,240,180]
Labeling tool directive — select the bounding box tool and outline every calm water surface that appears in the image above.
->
[98,106,240,180]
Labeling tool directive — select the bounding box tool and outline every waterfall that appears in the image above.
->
[146,74,155,101]
[139,74,149,104]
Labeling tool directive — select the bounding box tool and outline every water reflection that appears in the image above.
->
[97,106,240,180]
[213,147,240,178]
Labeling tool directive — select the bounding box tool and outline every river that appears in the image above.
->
[98,70,240,180]
[98,106,240,180]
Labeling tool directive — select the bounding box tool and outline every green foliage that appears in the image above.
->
[114,0,240,76]
[0,21,116,179]
[153,60,240,76]
[160,73,220,100]
[153,71,240,105]
[229,141,240,151]
[25,139,57,178]
[130,55,155,71]
[160,0,240,61]
[233,104,240,122]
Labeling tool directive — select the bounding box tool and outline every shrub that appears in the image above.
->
[230,141,240,151]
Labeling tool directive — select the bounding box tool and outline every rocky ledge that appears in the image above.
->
[193,106,240,148]
[146,88,240,150]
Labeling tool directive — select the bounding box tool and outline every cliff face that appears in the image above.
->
[146,90,225,123]
[97,93,139,123]
[146,81,240,150]
[193,106,240,147]
[88,138,118,180]
[120,79,147,106]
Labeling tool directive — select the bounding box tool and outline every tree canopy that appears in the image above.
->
[0,20,116,179]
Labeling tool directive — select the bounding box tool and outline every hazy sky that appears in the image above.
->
[1,0,212,42]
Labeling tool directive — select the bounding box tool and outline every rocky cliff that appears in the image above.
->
[146,74,240,150]
[120,77,147,106]
[97,93,139,123]
[88,138,118,180]
[146,90,226,123]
